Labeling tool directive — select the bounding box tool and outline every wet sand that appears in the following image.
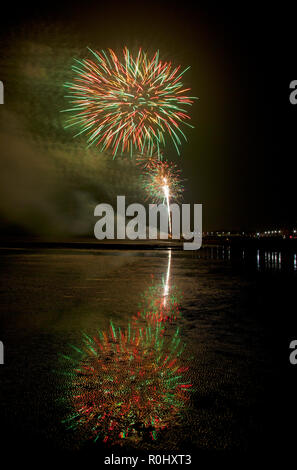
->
[0,246,296,464]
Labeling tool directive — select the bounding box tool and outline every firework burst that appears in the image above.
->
[63,47,196,158]
[60,322,191,444]
[140,160,184,235]
[141,160,184,203]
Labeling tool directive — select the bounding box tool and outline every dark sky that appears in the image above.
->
[0,2,296,235]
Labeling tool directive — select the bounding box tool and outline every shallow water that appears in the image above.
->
[0,247,296,459]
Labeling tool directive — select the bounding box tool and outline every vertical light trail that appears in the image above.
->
[162,177,172,236]
[163,250,172,307]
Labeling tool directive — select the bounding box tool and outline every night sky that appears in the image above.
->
[0,2,296,235]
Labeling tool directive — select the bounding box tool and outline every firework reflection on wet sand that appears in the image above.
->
[0,246,295,457]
